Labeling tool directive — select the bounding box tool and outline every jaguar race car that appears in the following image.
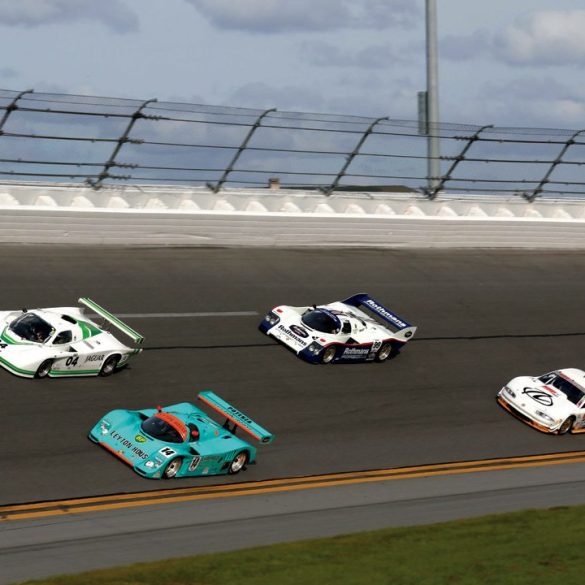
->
[497,368,585,434]
[89,391,274,479]
[259,293,417,364]
[0,297,143,378]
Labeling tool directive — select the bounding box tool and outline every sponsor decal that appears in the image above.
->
[543,385,559,396]
[342,347,370,359]
[227,405,254,427]
[522,387,553,406]
[131,446,149,460]
[364,299,407,329]
[188,456,201,472]
[85,354,105,363]
[135,434,146,443]
[109,431,149,460]
[289,324,309,338]
[277,324,307,345]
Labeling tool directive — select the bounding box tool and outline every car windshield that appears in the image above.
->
[301,309,340,334]
[9,313,54,343]
[539,373,585,405]
[141,416,184,444]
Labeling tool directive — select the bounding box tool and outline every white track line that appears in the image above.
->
[89,311,258,319]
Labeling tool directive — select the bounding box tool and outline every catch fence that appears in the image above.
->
[1,88,584,201]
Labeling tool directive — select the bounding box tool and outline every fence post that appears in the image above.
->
[208,107,276,193]
[321,116,389,195]
[0,89,34,135]
[427,124,493,199]
[525,128,585,202]
[88,98,157,189]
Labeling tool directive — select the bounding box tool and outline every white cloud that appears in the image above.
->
[0,67,18,79]
[441,30,491,62]
[0,0,139,33]
[496,10,585,66]
[227,78,416,119]
[184,0,420,33]
[300,40,417,69]
[227,81,326,112]
[446,76,585,128]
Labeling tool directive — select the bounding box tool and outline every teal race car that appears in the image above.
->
[88,391,274,479]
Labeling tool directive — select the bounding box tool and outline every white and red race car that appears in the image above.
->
[259,293,416,364]
[0,297,143,378]
[497,368,585,434]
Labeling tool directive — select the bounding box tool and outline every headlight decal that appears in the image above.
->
[265,311,280,326]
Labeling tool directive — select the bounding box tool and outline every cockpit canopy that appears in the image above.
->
[539,372,585,406]
[141,414,186,444]
[301,308,342,334]
[9,313,54,343]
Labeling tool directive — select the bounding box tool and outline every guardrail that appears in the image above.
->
[2,88,585,200]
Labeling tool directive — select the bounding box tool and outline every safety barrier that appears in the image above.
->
[1,183,585,248]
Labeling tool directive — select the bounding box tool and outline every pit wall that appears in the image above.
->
[2,183,585,248]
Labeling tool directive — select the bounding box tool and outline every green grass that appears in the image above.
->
[18,505,585,585]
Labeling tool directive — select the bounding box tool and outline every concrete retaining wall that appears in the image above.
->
[1,183,585,248]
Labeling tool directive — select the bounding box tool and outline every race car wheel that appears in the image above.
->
[375,343,393,362]
[321,346,337,364]
[99,355,119,377]
[34,359,53,379]
[228,451,249,474]
[558,417,575,435]
[163,457,183,479]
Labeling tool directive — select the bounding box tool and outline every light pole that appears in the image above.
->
[426,0,440,193]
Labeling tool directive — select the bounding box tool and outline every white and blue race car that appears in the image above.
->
[0,297,143,378]
[259,293,416,364]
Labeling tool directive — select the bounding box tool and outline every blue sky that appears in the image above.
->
[2,0,585,128]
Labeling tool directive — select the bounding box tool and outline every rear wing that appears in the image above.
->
[342,293,417,339]
[198,391,274,444]
[78,297,144,345]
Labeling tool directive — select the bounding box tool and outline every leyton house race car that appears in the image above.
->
[89,391,274,479]
[0,297,143,378]
[259,293,417,364]
[497,368,585,434]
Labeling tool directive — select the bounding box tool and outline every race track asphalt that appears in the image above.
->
[3,246,585,505]
[4,246,585,583]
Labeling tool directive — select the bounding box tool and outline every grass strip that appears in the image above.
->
[16,505,584,585]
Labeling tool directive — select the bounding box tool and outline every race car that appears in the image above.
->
[0,297,143,378]
[259,293,417,364]
[497,368,585,434]
[89,391,274,479]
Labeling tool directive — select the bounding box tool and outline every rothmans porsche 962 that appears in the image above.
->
[497,368,585,434]
[259,293,417,364]
[89,391,274,479]
[0,297,143,378]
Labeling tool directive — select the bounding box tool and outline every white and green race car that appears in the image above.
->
[0,298,143,378]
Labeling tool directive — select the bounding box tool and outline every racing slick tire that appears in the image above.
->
[558,416,575,435]
[375,343,394,362]
[228,451,249,474]
[99,354,119,377]
[34,359,53,379]
[321,346,337,364]
[163,457,183,479]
